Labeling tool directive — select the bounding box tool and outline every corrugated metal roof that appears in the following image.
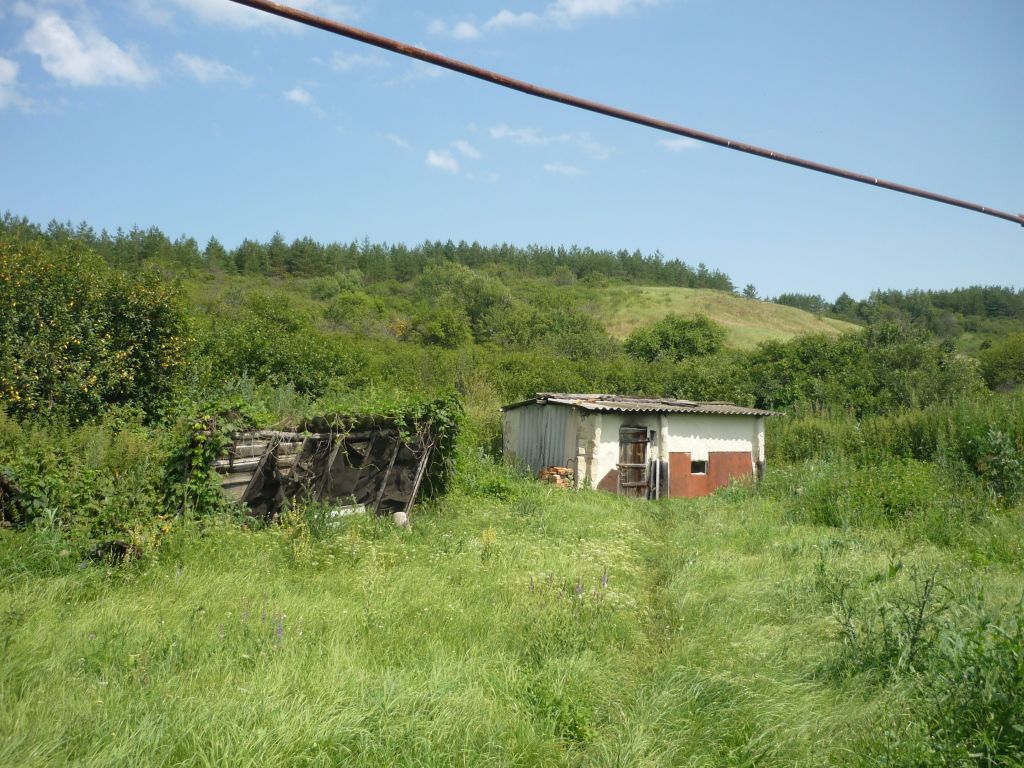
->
[502,393,779,417]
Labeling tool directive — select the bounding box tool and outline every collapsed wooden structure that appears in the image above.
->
[213,418,435,523]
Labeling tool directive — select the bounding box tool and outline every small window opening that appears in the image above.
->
[690,459,707,475]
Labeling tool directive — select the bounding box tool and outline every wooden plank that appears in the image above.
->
[229,441,270,459]
[214,452,298,473]
[402,442,433,516]
[228,441,301,459]
[373,438,402,513]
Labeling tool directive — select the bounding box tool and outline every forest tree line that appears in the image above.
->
[0,214,735,291]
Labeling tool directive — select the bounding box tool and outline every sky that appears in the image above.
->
[0,0,1021,299]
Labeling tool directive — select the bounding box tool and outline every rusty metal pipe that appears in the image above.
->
[227,0,1023,228]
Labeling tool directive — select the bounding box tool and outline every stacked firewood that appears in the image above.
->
[538,466,574,488]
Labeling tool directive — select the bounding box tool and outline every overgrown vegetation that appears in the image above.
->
[774,285,1024,355]
[1,213,1022,765]
[0,234,188,423]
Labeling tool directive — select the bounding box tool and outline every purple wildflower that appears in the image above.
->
[574,579,583,597]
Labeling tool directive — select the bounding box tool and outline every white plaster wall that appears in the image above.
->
[579,411,763,490]
[664,414,758,461]
[580,411,661,490]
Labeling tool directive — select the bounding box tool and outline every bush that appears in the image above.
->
[193,289,370,395]
[749,325,984,416]
[817,559,1024,765]
[821,564,952,682]
[624,313,726,362]
[407,304,473,348]
[979,332,1024,391]
[0,409,170,555]
[0,233,189,423]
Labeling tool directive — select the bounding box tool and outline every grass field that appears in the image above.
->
[596,286,859,348]
[2,459,1021,767]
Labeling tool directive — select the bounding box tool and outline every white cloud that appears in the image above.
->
[659,136,701,152]
[384,133,411,150]
[160,0,358,29]
[173,53,250,84]
[329,51,383,72]
[451,21,481,40]
[428,19,481,40]
[17,4,155,87]
[131,0,174,26]
[484,10,542,30]
[0,57,29,111]
[548,0,658,24]
[426,149,459,174]
[489,123,546,145]
[489,123,609,159]
[283,86,326,117]
[452,139,481,159]
[436,0,658,38]
[283,86,313,105]
[544,162,583,177]
[385,60,445,86]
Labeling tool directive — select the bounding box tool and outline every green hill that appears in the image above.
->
[595,286,860,348]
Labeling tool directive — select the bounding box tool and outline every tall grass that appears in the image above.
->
[2,389,1022,765]
[769,392,1024,505]
[2,445,1022,766]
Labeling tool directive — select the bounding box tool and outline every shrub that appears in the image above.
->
[323,289,391,336]
[0,233,189,423]
[979,332,1024,391]
[407,303,473,348]
[749,325,984,416]
[624,313,726,362]
[0,409,169,555]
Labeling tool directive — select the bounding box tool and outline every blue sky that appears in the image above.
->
[1,0,1020,299]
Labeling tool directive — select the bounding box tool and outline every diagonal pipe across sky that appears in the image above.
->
[228,0,1023,229]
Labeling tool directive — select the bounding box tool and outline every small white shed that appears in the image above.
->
[501,393,776,498]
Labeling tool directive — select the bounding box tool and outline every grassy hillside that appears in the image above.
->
[596,286,860,348]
